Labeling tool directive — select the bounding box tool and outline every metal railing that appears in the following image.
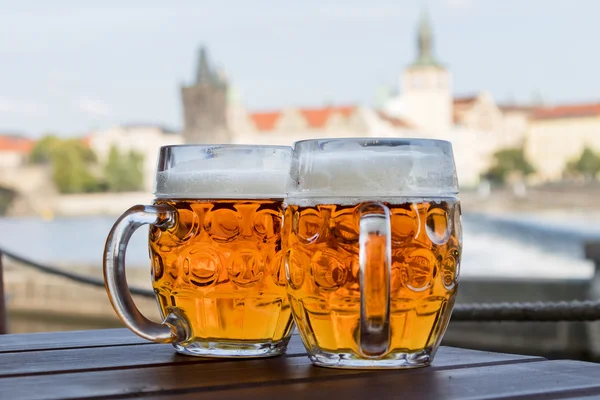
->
[2,246,600,326]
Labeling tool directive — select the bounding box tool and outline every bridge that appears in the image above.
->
[0,166,57,216]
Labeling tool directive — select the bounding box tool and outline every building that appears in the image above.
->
[181,47,231,144]
[525,103,600,181]
[173,12,501,187]
[0,134,34,169]
[86,124,183,192]
[95,11,599,190]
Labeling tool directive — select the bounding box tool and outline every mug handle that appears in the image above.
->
[103,204,178,343]
[358,202,392,358]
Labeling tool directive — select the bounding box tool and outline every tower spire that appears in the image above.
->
[412,9,441,67]
[196,46,213,84]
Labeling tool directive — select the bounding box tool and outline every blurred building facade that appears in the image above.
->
[525,105,600,181]
[0,134,34,168]
[87,12,600,190]
[86,124,182,192]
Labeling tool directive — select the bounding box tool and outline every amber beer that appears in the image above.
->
[150,198,292,343]
[284,198,461,358]
[104,144,293,357]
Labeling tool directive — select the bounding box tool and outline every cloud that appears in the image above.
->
[0,97,48,117]
[76,97,112,118]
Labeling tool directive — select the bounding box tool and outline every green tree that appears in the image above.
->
[29,135,61,164]
[51,139,101,193]
[31,136,101,193]
[104,146,145,192]
[565,147,600,180]
[482,147,535,184]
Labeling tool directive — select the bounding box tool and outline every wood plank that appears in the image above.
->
[0,328,300,353]
[0,328,148,353]
[0,346,545,400]
[149,360,600,400]
[0,335,308,377]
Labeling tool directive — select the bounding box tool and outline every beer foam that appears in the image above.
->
[155,148,290,199]
[284,196,454,207]
[287,141,458,201]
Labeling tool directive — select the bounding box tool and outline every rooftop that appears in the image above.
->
[0,134,34,153]
[532,103,600,120]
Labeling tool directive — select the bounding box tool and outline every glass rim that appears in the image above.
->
[158,144,291,151]
[292,137,453,147]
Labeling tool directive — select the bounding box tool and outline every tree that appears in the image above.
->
[51,139,101,193]
[482,147,535,184]
[104,146,145,192]
[31,136,101,193]
[29,135,61,164]
[565,147,600,180]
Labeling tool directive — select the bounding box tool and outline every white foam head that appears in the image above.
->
[287,138,458,204]
[154,145,291,199]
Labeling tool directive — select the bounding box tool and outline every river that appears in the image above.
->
[0,211,596,280]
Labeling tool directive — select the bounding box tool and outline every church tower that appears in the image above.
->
[181,46,231,144]
[400,11,452,133]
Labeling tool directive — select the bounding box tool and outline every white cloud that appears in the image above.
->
[0,97,48,117]
[76,97,112,118]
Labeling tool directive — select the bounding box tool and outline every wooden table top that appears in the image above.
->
[1,328,600,400]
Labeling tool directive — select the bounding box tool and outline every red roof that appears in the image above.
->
[249,106,356,132]
[0,135,34,153]
[250,112,281,131]
[532,103,600,120]
[81,135,93,147]
[453,96,477,105]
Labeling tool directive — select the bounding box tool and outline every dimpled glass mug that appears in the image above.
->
[103,145,295,357]
[283,138,462,368]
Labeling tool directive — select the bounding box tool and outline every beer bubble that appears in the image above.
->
[425,207,451,246]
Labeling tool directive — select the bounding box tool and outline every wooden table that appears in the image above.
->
[1,329,600,399]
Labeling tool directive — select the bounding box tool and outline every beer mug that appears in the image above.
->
[104,145,294,357]
[283,138,461,368]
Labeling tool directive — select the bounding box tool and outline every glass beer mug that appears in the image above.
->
[283,138,462,368]
[104,145,294,357]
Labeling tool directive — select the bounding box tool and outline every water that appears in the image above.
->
[0,215,151,268]
[0,212,595,279]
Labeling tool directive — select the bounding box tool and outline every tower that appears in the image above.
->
[400,10,452,134]
[181,46,231,144]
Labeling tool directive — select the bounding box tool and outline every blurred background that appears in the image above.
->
[2,0,600,359]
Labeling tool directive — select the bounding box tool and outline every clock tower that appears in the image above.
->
[400,11,452,134]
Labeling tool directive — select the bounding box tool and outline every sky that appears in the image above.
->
[1,0,599,138]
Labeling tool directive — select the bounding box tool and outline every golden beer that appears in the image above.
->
[149,198,293,345]
[284,198,461,360]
